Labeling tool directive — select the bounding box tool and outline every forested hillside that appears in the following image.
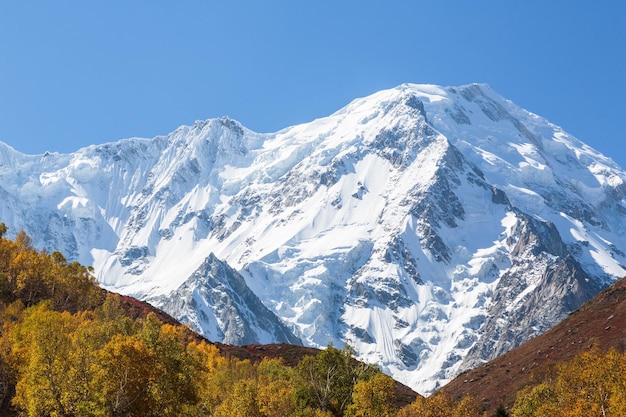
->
[0,225,440,417]
[2,225,626,416]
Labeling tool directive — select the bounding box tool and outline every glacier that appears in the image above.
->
[1,83,625,393]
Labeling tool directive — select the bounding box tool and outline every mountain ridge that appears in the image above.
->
[0,83,625,393]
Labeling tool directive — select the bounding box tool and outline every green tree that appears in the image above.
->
[296,344,377,417]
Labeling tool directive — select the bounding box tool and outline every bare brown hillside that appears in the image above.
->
[442,276,626,414]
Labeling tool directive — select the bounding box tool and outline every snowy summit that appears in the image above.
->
[1,83,625,393]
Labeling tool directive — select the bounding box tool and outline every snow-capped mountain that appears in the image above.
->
[1,83,625,393]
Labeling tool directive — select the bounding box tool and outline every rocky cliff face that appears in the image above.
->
[0,83,625,393]
[459,212,603,371]
[153,254,301,345]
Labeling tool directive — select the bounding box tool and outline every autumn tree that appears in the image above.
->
[256,358,298,417]
[144,322,200,416]
[10,303,79,416]
[94,334,160,416]
[511,348,626,417]
[345,372,397,417]
[1,230,100,312]
[186,340,230,414]
[296,344,377,417]
[213,378,263,417]
[398,391,482,417]
[511,382,555,417]
[398,393,453,417]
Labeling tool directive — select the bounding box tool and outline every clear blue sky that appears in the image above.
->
[1,1,625,167]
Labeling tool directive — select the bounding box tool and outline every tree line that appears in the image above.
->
[1,224,625,416]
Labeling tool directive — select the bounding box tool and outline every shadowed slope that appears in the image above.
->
[442,275,626,414]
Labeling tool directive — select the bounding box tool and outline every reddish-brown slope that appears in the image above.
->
[114,291,420,407]
[442,276,626,414]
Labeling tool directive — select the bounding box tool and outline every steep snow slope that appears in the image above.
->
[154,253,301,346]
[0,83,625,393]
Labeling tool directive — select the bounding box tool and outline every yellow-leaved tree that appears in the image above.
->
[93,333,160,416]
[256,358,298,417]
[512,348,626,417]
[10,303,79,416]
[398,391,482,417]
[344,372,397,417]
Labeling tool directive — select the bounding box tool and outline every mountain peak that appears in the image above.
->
[1,83,625,394]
